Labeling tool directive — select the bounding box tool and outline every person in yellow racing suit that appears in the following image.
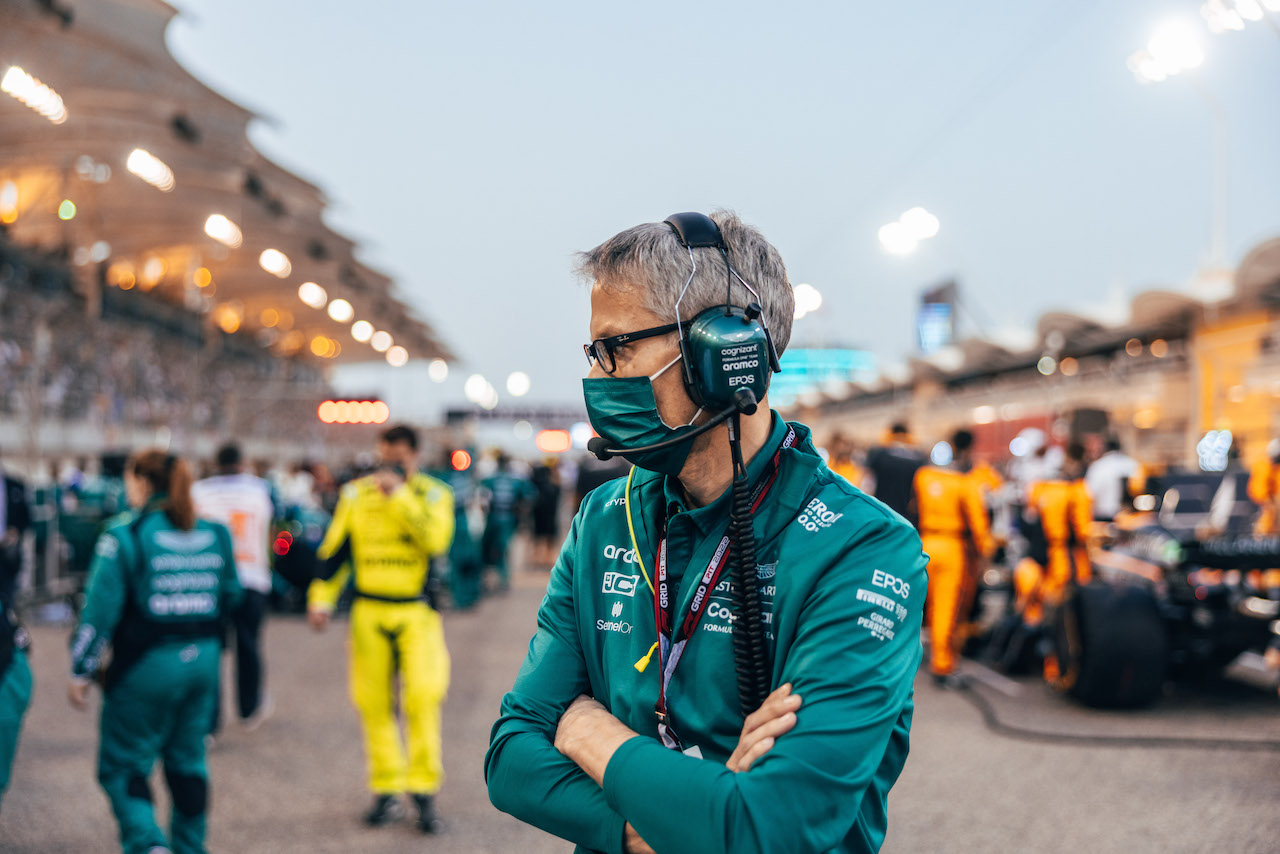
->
[913,429,995,684]
[307,425,454,833]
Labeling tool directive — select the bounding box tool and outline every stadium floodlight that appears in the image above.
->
[900,207,940,240]
[1149,22,1205,71]
[1201,0,1276,33]
[877,221,918,255]
[126,149,175,192]
[204,214,243,248]
[1131,21,1205,83]
[2,66,67,124]
[327,298,354,323]
[465,374,500,409]
[879,207,941,255]
[507,371,531,397]
[370,330,393,352]
[386,345,409,367]
[428,359,449,382]
[298,282,327,308]
[350,319,373,342]
[793,283,823,320]
[259,248,291,278]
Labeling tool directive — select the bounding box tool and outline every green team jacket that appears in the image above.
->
[70,505,243,682]
[486,415,928,854]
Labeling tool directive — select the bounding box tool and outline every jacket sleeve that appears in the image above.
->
[397,479,454,558]
[599,516,928,854]
[485,509,628,854]
[308,484,356,612]
[68,528,130,679]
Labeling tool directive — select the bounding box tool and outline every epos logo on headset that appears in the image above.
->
[602,571,641,597]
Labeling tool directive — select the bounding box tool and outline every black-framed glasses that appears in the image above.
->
[583,322,681,374]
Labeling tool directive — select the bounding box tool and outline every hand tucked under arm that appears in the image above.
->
[553,695,641,787]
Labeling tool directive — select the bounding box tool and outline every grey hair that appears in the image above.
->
[575,209,795,356]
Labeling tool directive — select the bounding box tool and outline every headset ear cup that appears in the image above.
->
[680,334,708,410]
[763,325,782,375]
[684,305,771,411]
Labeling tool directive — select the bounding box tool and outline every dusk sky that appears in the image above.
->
[167,0,1280,418]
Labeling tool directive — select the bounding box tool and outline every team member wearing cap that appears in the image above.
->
[486,211,927,854]
[308,425,455,833]
[68,451,241,854]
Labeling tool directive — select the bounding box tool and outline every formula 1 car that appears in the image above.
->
[1049,471,1280,707]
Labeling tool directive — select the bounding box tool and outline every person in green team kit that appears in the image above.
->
[486,211,928,854]
[480,452,534,590]
[68,450,241,854]
[433,450,484,610]
[0,594,31,812]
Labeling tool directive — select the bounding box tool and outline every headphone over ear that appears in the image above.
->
[663,212,782,411]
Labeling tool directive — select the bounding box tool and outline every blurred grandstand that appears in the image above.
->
[0,0,451,464]
[791,236,1280,471]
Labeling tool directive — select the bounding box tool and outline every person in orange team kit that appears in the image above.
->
[825,432,866,489]
[1246,439,1280,594]
[1246,439,1280,534]
[913,429,994,685]
[1013,442,1092,679]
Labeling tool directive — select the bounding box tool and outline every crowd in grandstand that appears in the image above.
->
[0,242,328,440]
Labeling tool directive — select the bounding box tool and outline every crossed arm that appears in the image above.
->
[554,686,803,854]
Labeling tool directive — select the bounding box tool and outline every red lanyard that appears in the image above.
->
[651,427,795,750]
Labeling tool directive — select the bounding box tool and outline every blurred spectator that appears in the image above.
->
[191,443,279,735]
[0,449,29,606]
[1085,437,1140,521]
[528,459,562,567]
[1247,438,1280,536]
[0,575,30,812]
[480,452,534,590]
[572,453,628,510]
[864,422,926,521]
[824,432,866,489]
[430,451,482,610]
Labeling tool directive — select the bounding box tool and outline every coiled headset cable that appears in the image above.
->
[727,409,772,716]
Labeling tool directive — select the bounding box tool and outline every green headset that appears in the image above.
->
[664,212,782,412]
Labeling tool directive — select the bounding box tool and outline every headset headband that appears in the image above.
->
[664,212,725,249]
[663,211,781,379]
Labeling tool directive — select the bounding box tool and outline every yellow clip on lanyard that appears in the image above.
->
[623,466,661,673]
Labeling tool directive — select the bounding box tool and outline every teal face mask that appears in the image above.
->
[582,355,702,476]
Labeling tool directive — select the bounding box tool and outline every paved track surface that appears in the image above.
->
[4,563,1279,853]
